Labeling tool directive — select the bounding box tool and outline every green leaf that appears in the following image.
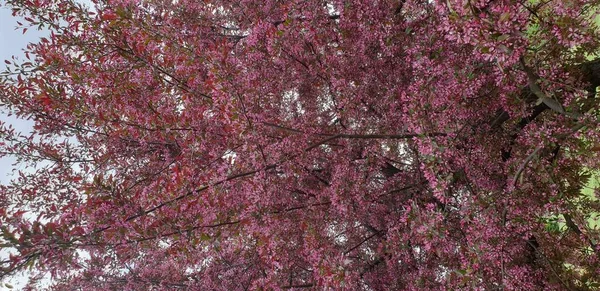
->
[496,34,510,42]
[200,233,211,241]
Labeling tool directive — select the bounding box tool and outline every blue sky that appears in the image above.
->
[1,3,45,289]
[1,3,41,183]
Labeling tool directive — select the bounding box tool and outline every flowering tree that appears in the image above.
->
[2,0,600,289]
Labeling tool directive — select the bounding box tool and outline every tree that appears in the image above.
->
[1,0,600,289]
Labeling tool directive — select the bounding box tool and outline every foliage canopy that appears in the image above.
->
[2,0,600,289]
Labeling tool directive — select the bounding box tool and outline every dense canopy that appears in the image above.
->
[2,0,600,289]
